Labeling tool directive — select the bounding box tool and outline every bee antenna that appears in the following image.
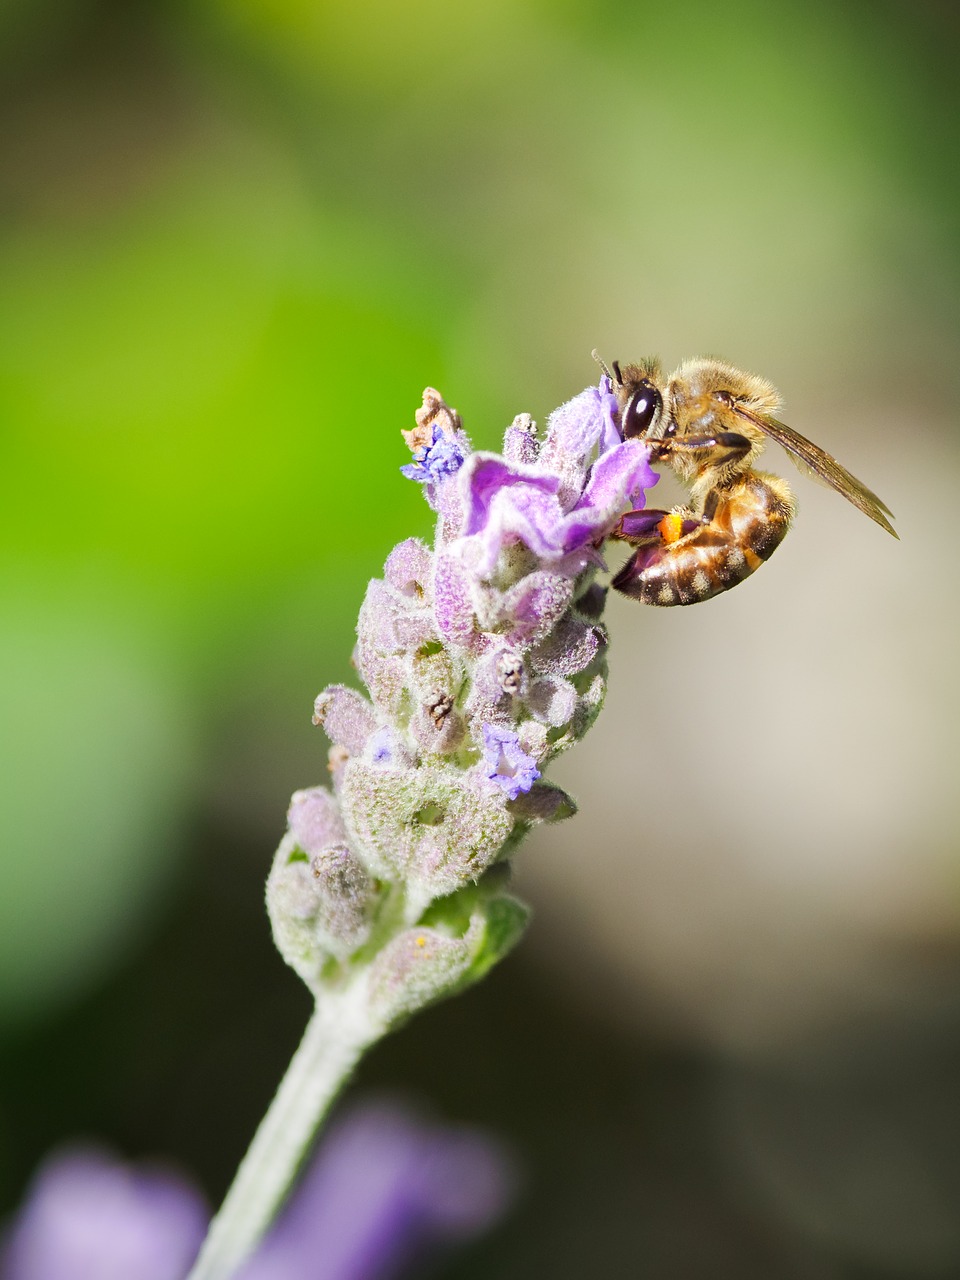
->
[591,349,618,384]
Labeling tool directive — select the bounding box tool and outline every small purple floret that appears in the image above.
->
[449,381,658,579]
[455,440,656,577]
[401,425,466,486]
[367,727,395,764]
[480,723,541,800]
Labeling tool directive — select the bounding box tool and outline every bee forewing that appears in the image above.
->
[738,409,898,538]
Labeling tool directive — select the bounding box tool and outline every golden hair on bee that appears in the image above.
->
[596,353,896,607]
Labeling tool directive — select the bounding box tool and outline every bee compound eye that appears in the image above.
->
[622,382,662,438]
[714,389,734,406]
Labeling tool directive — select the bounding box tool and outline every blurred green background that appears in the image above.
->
[2,0,959,1274]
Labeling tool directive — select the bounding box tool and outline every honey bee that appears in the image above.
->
[593,353,897,606]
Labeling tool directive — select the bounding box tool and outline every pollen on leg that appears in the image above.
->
[657,513,685,544]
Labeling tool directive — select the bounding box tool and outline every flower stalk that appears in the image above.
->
[187,373,658,1278]
[187,987,377,1280]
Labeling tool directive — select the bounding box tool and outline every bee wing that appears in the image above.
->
[737,409,898,538]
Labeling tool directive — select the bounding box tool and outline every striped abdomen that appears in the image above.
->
[612,472,796,606]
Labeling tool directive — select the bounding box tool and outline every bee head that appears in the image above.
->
[597,356,666,440]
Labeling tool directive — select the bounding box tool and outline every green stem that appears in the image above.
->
[186,980,379,1280]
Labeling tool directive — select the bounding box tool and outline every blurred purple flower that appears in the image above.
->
[480,724,541,800]
[2,1103,515,1280]
[239,1101,515,1280]
[1,1146,208,1280]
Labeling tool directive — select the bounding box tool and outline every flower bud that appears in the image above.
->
[529,616,606,678]
[384,537,432,597]
[267,832,376,991]
[507,782,577,823]
[368,921,479,1029]
[368,887,528,1029]
[502,412,539,466]
[433,552,478,650]
[409,693,466,757]
[527,675,578,728]
[267,787,378,990]
[339,760,514,897]
[499,570,573,647]
[312,685,377,755]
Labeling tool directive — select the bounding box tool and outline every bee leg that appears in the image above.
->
[700,488,720,522]
[653,431,752,469]
[614,507,706,545]
[612,509,673,542]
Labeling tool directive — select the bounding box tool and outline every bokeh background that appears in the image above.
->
[2,0,959,1274]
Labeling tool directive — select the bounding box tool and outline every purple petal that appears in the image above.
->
[546,439,659,559]
[453,431,658,578]
[533,379,622,501]
[461,455,559,539]
[541,384,606,463]
[575,438,658,516]
[480,723,541,800]
[597,376,622,454]
[455,455,567,578]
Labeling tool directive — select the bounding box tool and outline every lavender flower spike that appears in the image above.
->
[187,370,657,1280]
